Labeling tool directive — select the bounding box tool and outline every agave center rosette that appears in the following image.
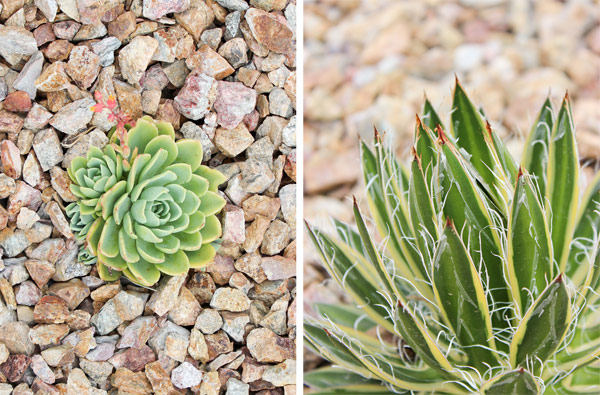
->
[68,145,125,217]
[85,116,226,286]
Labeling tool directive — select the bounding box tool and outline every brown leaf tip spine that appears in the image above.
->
[415,114,422,130]
[517,166,524,179]
[374,126,382,143]
[518,367,525,374]
[352,195,359,208]
[324,329,332,337]
[397,299,403,308]
[445,217,454,229]
[436,125,447,145]
[485,121,493,138]
[555,273,563,284]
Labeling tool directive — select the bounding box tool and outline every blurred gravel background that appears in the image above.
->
[303,0,600,374]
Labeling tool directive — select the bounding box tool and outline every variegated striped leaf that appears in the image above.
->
[481,369,539,395]
[522,97,554,200]
[507,171,553,315]
[432,221,498,372]
[547,94,579,270]
[510,274,571,373]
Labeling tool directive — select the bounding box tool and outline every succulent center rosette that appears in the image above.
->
[68,145,125,216]
[67,116,226,286]
[66,202,96,242]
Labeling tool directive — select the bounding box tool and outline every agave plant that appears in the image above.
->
[67,116,226,286]
[305,81,600,394]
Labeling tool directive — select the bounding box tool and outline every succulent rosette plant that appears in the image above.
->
[67,115,226,286]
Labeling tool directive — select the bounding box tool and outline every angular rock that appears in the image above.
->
[32,128,63,171]
[186,44,234,80]
[13,51,44,100]
[118,36,159,85]
[0,110,23,133]
[174,0,213,40]
[215,123,254,157]
[195,308,223,334]
[0,354,31,382]
[47,278,89,309]
[111,367,153,394]
[22,153,44,188]
[35,0,58,21]
[45,201,74,239]
[173,69,217,120]
[35,62,71,92]
[109,345,156,372]
[41,344,75,367]
[210,287,251,312]
[143,0,190,20]
[214,80,257,129]
[29,324,69,346]
[0,174,16,199]
[0,27,38,66]
[245,8,293,54]
[147,275,186,316]
[91,36,121,67]
[0,322,33,355]
[25,259,55,288]
[171,362,202,389]
[15,280,42,306]
[117,316,158,349]
[247,328,294,363]
[31,354,55,384]
[1,140,22,179]
[66,46,100,89]
[80,359,114,387]
[49,97,95,135]
[66,368,91,393]
[34,295,70,324]
[145,361,178,394]
[24,103,53,131]
[168,287,201,326]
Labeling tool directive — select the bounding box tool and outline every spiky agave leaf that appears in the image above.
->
[305,81,600,394]
[67,116,226,286]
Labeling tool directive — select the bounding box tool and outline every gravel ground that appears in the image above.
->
[0,0,296,393]
[303,0,600,373]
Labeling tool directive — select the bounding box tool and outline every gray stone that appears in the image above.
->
[13,51,44,100]
[194,309,223,334]
[35,0,58,21]
[221,312,249,342]
[31,129,63,172]
[0,27,38,66]
[174,70,217,120]
[49,98,95,135]
[91,37,121,67]
[215,0,248,11]
[226,378,249,395]
[171,362,202,389]
[269,88,293,118]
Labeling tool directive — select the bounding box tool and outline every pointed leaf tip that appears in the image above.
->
[415,114,422,128]
[485,120,493,137]
[436,125,447,144]
[555,273,563,283]
[517,166,524,179]
[445,217,453,229]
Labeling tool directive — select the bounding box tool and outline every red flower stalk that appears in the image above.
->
[91,91,135,157]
